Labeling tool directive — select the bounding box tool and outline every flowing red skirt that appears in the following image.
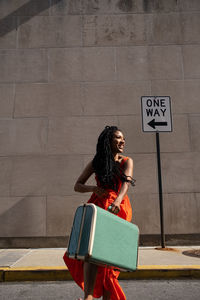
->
[63,190,132,300]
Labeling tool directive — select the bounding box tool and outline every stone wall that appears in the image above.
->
[0,0,200,246]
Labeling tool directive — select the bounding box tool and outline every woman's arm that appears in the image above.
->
[74,161,107,197]
[111,157,134,213]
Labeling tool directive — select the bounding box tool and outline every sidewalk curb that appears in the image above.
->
[119,265,200,280]
[1,266,200,282]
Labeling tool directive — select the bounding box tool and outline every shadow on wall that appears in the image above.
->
[0,0,62,38]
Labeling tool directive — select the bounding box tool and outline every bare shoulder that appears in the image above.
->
[124,155,133,163]
[124,156,134,168]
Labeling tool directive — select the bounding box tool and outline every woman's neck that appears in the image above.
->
[113,153,123,162]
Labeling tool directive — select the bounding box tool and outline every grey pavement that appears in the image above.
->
[0,280,200,300]
[0,246,200,282]
[0,246,200,268]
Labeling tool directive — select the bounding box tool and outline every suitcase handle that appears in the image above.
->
[108,205,120,213]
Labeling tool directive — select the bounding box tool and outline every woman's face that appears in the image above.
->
[110,130,125,154]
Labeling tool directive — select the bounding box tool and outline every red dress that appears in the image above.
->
[63,157,132,300]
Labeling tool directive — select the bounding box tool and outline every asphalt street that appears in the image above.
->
[0,280,200,300]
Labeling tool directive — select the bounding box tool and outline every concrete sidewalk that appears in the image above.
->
[0,246,200,282]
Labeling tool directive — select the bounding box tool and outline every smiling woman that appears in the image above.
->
[110,130,125,154]
[63,126,135,300]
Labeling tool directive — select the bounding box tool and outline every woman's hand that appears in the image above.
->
[93,186,108,198]
[110,199,121,214]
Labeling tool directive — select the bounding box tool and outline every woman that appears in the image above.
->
[63,126,135,300]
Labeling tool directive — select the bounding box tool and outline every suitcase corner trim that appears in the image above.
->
[75,203,97,260]
[86,203,97,257]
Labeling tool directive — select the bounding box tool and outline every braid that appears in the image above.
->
[92,126,135,191]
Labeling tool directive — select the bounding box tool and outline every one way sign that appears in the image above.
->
[141,96,172,132]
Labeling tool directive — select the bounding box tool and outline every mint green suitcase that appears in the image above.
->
[67,204,139,271]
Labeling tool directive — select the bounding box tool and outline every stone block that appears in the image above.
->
[116,46,149,81]
[10,156,48,196]
[18,16,81,48]
[183,45,200,79]
[14,83,48,117]
[83,14,147,46]
[0,158,12,196]
[82,0,178,14]
[0,49,48,83]
[47,83,83,117]
[192,152,200,193]
[0,0,50,17]
[118,116,155,153]
[0,17,17,49]
[46,195,89,236]
[0,196,46,237]
[14,83,83,117]
[130,154,158,194]
[179,0,200,11]
[49,47,116,82]
[46,155,83,195]
[47,116,118,154]
[141,0,179,13]
[10,155,83,197]
[182,80,200,113]
[151,80,200,114]
[130,192,160,234]
[159,114,190,153]
[161,153,194,193]
[50,0,82,15]
[0,50,17,82]
[83,81,150,116]
[48,48,82,82]
[149,46,183,80]
[82,0,141,14]
[148,13,182,45]
[15,49,48,82]
[0,118,48,155]
[82,47,116,82]
[0,84,14,117]
[164,193,200,234]
[181,13,200,43]
[189,115,200,152]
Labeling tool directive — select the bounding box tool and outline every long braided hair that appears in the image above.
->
[92,126,135,191]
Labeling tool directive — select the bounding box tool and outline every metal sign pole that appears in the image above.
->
[141,96,172,248]
[155,131,165,248]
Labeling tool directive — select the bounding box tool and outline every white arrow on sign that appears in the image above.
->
[141,96,172,132]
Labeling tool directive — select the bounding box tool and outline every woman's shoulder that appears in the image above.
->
[120,155,133,161]
[119,155,133,166]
